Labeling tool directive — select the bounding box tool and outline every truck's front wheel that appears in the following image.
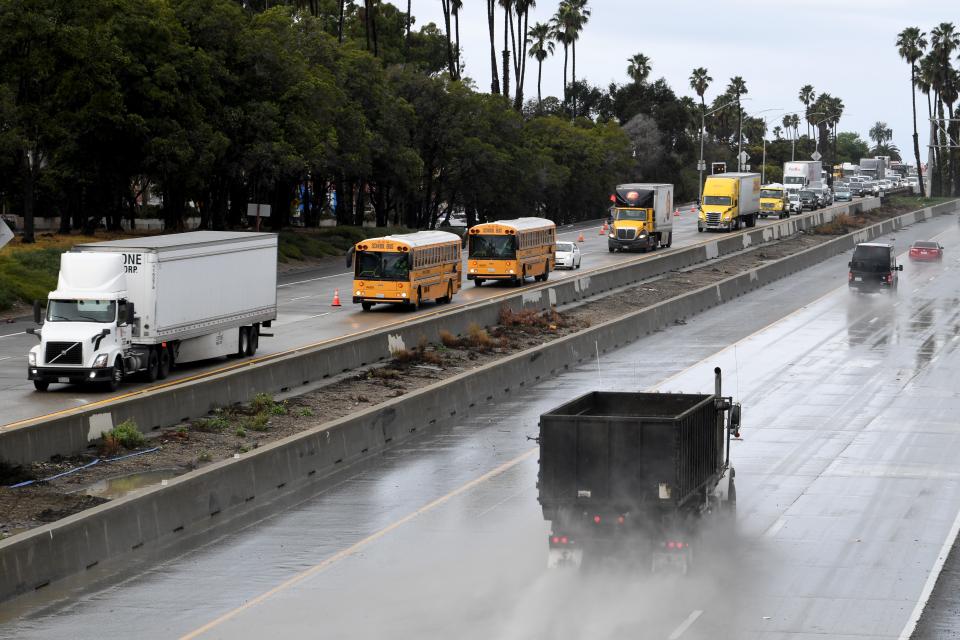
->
[33,380,49,392]
[106,357,124,392]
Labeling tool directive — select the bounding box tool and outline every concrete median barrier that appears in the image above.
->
[0,195,912,466]
[0,198,955,604]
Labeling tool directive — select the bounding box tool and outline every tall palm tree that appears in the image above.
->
[727,76,748,169]
[897,26,927,197]
[527,22,555,107]
[930,22,959,195]
[773,125,783,140]
[499,0,514,99]
[486,0,501,94]
[562,0,590,118]
[869,122,893,148]
[550,7,571,106]
[626,54,651,84]
[790,114,800,141]
[918,53,938,193]
[440,0,460,80]
[512,0,536,110]
[689,67,711,109]
[798,84,816,137]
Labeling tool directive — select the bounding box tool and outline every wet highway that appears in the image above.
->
[3,205,951,640]
[0,202,806,428]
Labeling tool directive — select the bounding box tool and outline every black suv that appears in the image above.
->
[799,189,820,211]
[848,242,903,292]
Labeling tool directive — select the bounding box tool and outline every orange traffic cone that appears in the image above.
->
[331,289,342,307]
[599,223,606,235]
[673,209,680,217]
[577,231,585,242]
[690,204,697,212]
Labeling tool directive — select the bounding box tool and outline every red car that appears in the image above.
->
[909,241,944,261]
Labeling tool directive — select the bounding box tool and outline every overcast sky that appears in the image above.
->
[411,0,952,162]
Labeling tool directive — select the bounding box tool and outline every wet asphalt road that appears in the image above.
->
[0,203,821,428]
[2,211,958,639]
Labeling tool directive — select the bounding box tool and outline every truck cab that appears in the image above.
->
[698,173,760,232]
[759,184,789,219]
[607,184,673,252]
[28,254,137,391]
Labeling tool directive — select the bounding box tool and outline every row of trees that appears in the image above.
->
[0,0,631,242]
[897,23,960,198]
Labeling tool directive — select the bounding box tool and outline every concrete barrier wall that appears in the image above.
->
[0,196,900,465]
[0,198,954,604]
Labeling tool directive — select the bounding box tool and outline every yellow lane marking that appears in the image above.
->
[178,447,537,640]
[1,202,861,431]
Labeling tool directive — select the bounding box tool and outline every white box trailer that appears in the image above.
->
[27,231,277,391]
[783,161,822,193]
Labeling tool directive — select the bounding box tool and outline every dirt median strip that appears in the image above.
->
[0,198,945,540]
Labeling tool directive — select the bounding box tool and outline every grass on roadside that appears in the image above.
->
[888,195,952,209]
[277,226,409,263]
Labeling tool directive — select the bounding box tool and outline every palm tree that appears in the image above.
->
[452,0,463,77]
[499,0,514,99]
[727,76,748,169]
[918,54,938,193]
[869,122,893,149]
[798,84,816,137]
[486,0,501,94]
[440,0,460,80]
[689,67,711,109]
[527,22,554,107]
[512,0,536,110]
[930,22,959,195]
[562,0,590,118]
[773,125,783,140]
[897,27,927,197]
[550,7,571,105]
[626,54,651,84]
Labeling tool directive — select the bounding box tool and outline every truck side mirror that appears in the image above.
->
[33,300,43,325]
[345,246,354,269]
[126,302,136,324]
[729,404,741,437]
[897,264,904,271]
[847,261,852,268]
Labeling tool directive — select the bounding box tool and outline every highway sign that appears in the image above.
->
[738,151,750,164]
[811,151,822,161]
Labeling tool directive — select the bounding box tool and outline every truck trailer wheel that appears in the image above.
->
[236,327,250,358]
[246,325,259,357]
[158,347,171,379]
[33,380,49,392]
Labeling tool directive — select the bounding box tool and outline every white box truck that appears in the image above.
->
[607,183,674,252]
[27,231,277,391]
[783,161,822,194]
[698,172,761,232]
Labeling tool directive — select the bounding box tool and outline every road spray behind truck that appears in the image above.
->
[27,231,277,391]
[698,172,760,232]
[537,368,741,573]
[607,183,674,253]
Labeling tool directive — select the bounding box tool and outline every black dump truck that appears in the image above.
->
[537,368,741,573]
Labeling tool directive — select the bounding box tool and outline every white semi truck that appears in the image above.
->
[783,161,823,194]
[27,231,277,391]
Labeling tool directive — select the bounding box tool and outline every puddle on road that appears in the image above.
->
[81,469,179,500]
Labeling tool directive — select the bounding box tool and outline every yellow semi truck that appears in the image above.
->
[607,183,674,252]
[759,183,790,219]
[698,172,761,232]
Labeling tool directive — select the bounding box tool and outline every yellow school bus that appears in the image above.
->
[467,217,556,286]
[349,231,462,311]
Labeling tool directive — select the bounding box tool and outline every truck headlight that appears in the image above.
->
[608,233,614,238]
[93,354,109,368]
[28,352,36,366]
[698,212,705,220]
[637,233,646,238]
[722,212,732,220]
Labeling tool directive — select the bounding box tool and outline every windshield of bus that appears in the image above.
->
[760,189,783,199]
[47,299,116,323]
[614,208,647,221]
[355,251,410,280]
[469,234,517,259]
[702,195,731,206]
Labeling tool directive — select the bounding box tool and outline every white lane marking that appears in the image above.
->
[764,516,787,538]
[0,331,26,340]
[0,355,16,361]
[869,316,878,324]
[273,312,331,327]
[668,610,703,640]
[289,293,326,302]
[278,272,350,288]
[898,498,960,640]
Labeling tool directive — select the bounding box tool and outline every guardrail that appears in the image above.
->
[0,198,954,604]
[0,197,883,464]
